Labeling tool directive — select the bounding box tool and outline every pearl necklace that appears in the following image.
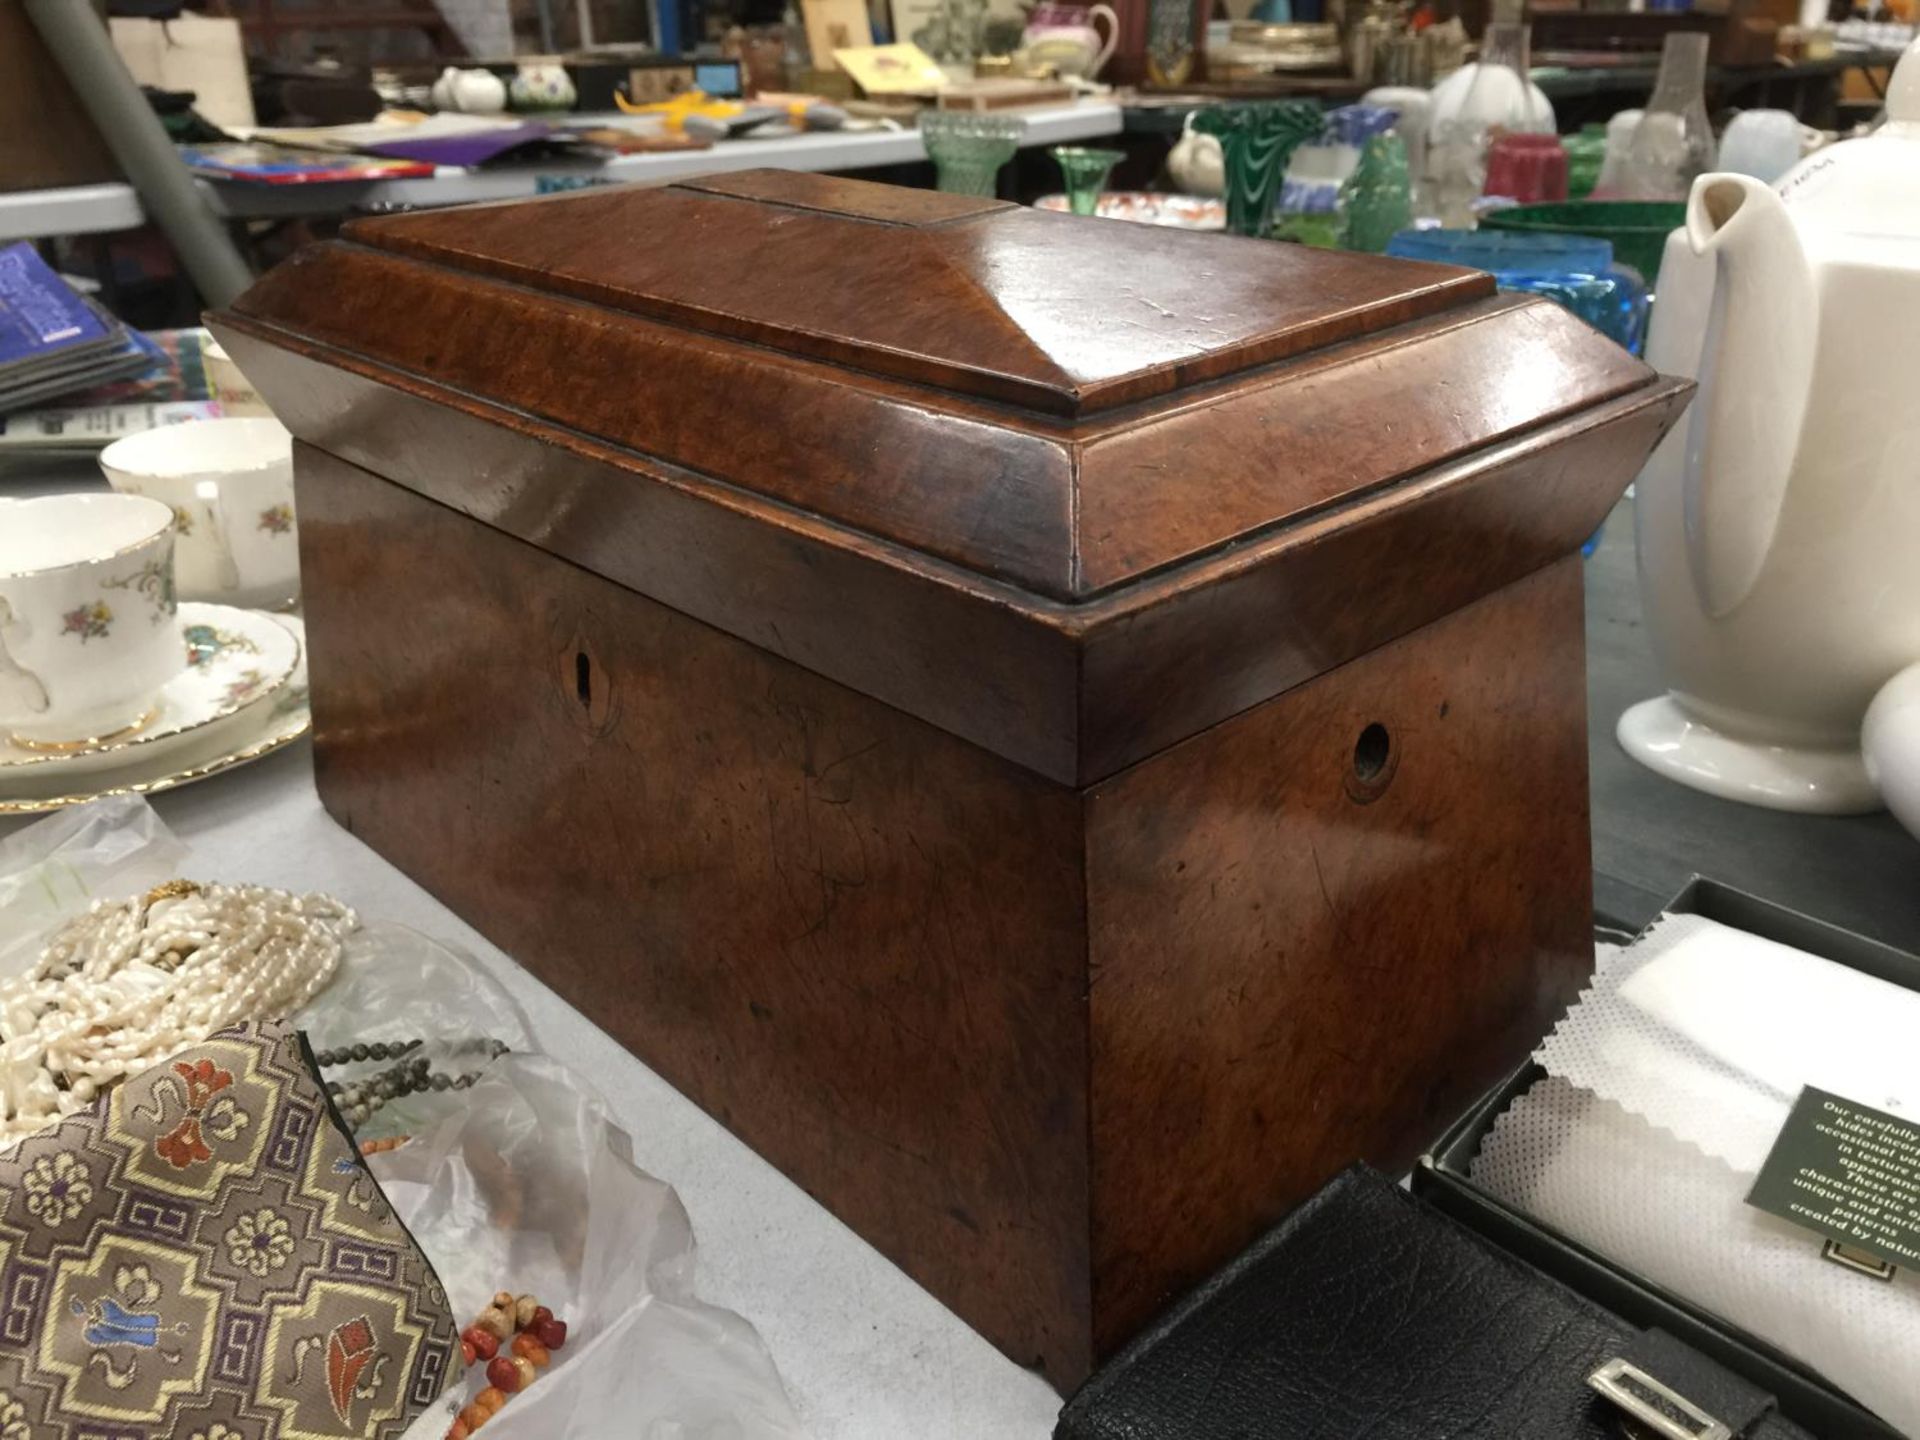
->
[0,879,355,1152]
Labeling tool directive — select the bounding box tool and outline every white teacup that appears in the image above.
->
[100,417,298,611]
[0,493,181,746]
[202,335,273,418]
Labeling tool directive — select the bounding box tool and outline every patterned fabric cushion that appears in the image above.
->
[0,1019,456,1439]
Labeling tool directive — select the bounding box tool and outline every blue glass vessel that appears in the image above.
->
[1388,228,1647,555]
[1385,228,1650,356]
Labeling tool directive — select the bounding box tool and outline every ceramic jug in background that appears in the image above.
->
[1620,37,1920,813]
[1022,2,1119,79]
[510,58,577,112]
[431,65,507,114]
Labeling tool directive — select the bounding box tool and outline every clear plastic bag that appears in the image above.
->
[304,927,809,1436]
[0,798,810,1439]
[380,1055,808,1439]
[0,793,189,980]
[302,921,535,1055]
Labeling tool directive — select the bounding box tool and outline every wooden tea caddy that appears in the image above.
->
[213,170,1690,1389]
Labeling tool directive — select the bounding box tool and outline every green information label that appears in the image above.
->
[1746,1086,1920,1269]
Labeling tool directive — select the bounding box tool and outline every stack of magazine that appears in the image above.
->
[0,241,157,415]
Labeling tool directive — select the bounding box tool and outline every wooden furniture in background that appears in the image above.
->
[1107,0,1212,82]
[0,0,121,194]
[208,0,649,64]
[214,170,1691,1388]
[1528,7,1779,66]
[213,0,458,64]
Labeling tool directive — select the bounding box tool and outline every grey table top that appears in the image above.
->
[1583,500,1920,952]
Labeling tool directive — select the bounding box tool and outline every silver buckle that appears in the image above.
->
[1587,1358,1735,1440]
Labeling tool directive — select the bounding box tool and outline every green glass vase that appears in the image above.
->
[919,112,1024,197]
[1337,132,1413,253]
[1563,123,1608,200]
[1193,101,1325,238]
[1051,145,1125,215]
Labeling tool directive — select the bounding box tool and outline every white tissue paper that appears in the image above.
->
[1472,913,1920,1438]
[1475,1075,1920,1437]
[1536,913,1920,1171]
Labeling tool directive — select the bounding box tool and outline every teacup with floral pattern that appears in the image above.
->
[0,493,180,746]
[100,417,299,612]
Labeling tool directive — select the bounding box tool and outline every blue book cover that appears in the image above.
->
[0,241,113,372]
[0,323,157,415]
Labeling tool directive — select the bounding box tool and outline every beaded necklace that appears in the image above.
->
[448,1292,570,1438]
[313,1038,509,1132]
[0,880,353,1152]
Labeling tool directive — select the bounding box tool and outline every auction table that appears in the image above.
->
[0,486,1914,1438]
[193,102,1125,220]
[0,102,1123,240]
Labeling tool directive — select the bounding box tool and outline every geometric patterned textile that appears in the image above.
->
[0,1020,456,1439]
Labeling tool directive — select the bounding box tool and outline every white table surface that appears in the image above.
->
[0,182,145,243]
[0,735,1063,1439]
[197,101,1124,218]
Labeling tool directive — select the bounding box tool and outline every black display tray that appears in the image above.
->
[1415,877,1915,1440]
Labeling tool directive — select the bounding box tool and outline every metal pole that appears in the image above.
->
[24,0,254,309]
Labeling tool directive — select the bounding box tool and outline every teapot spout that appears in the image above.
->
[1682,172,1817,617]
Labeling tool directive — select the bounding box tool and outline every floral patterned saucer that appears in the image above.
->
[1033,192,1227,229]
[0,614,309,814]
[0,603,298,782]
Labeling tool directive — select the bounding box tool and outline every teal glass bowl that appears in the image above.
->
[1476,200,1686,289]
[1386,228,1650,355]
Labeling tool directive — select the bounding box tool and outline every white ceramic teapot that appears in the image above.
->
[430,65,507,115]
[1620,37,1920,813]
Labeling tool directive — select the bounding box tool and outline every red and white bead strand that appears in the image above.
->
[446,1291,569,1438]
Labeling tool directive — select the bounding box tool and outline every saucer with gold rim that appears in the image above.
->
[0,603,297,781]
[0,614,308,815]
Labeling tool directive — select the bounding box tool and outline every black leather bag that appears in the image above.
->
[1057,1166,1816,1440]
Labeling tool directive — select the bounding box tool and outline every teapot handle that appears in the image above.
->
[1087,2,1120,75]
